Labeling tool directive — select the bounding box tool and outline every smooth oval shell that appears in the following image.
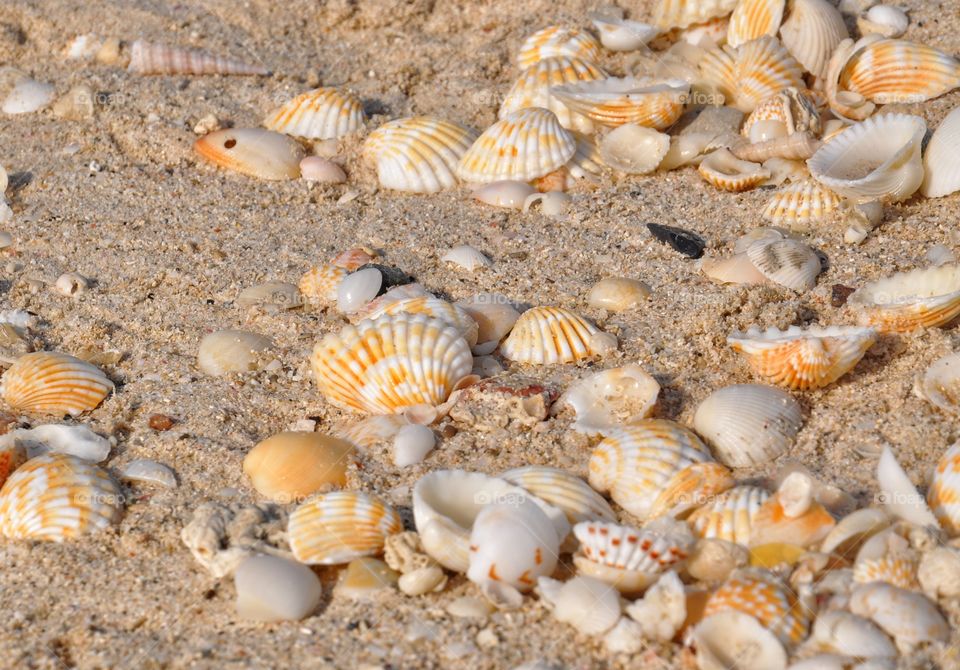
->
[393,424,435,467]
[727,0,786,48]
[858,5,909,38]
[550,77,689,130]
[703,569,808,646]
[119,459,177,488]
[587,277,651,311]
[472,180,538,209]
[745,238,821,291]
[299,156,346,183]
[441,245,492,272]
[499,57,605,134]
[500,306,603,365]
[336,267,382,313]
[698,149,770,191]
[243,432,355,503]
[598,124,670,174]
[928,442,960,536]
[839,38,960,106]
[762,179,842,229]
[516,27,602,69]
[263,87,364,140]
[1,352,113,417]
[810,610,897,659]
[557,365,660,436]
[921,105,960,199]
[847,264,960,333]
[501,465,617,524]
[127,40,268,75]
[235,554,322,621]
[457,294,521,352]
[916,352,960,417]
[693,611,787,670]
[194,128,304,180]
[689,486,771,545]
[779,0,848,78]
[197,330,274,376]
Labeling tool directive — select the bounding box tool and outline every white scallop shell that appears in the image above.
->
[359,295,478,347]
[761,179,843,229]
[921,106,960,199]
[499,57,605,134]
[779,0,849,79]
[557,365,660,436]
[197,330,275,376]
[501,465,617,524]
[745,238,821,291]
[263,88,364,140]
[598,124,670,175]
[915,352,960,417]
[574,519,694,575]
[689,486,771,545]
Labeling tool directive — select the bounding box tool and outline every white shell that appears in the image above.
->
[779,0,849,79]
[694,611,787,670]
[499,57,605,134]
[237,281,302,309]
[119,459,177,488]
[392,424,435,467]
[745,238,821,291]
[598,124,670,174]
[299,157,346,183]
[877,446,938,528]
[523,191,571,217]
[500,466,617,525]
[849,582,949,653]
[457,294,521,353]
[336,267,382,313]
[921,106,960,199]
[915,352,960,416]
[472,181,538,209]
[234,554,322,621]
[590,14,659,51]
[557,365,660,436]
[536,575,622,635]
[197,330,275,376]
[2,424,110,462]
[918,546,960,601]
[858,5,909,38]
[441,245,492,271]
[809,610,897,659]
[2,79,55,114]
[263,88,364,140]
[128,40,269,76]
[624,571,686,641]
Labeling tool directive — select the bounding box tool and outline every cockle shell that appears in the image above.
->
[849,582,949,653]
[557,365,660,436]
[807,113,926,203]
[927,442,960,536]
[857,5,909,39]
[299,264,348,303]
[746,238,821,291]
[263,87,364,140]
[652,0,739,30]
[1,352,113,417]
[847,265,960,333]
[915,353,960,417]
[853,553,919,590]
[194,128,304,180]
[921,105,960,199]
[499,57,605,134]
[693,611,787,670]
[588,420,714,519]
[761,180,842,229]
[598,124,671,174]
[127,40,269,75]
[808,610,897,659]
[693,383,802,467]
[441,245,492,272]
[500,306,605,365]
[456,108,576,183]
[501,466,617,524]
[589,14,659,51]
[516,27,602,69]
[0,454,122,541]
[779,0,848,78]
[310,313,473,415]
[703,569,809,646]
[550,77,690,130]
[287,491,402,565]
[689,486,771,545]
[361,296,479,347]
[197,330,275,376]
[362,117,477,193]
[727,0,786,48]
[727,325,877,390]
[243,432,355,504]
[839,39,960,106]
[649,462,735,519]
[700,36,805,112]
[698,148,770,191]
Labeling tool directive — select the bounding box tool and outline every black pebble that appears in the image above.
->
[355,263,415,295]
[646,223,706,259]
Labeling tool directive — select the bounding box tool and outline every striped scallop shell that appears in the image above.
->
[194,128,305,180]
[288,491,402,565]
[853,554,919,589]
[698,149,770,191]
[310,313,474,414]
[362,117,478,193]
[499,57,605,134]
[727,0,785,48]
[653,0,740,30]
[1,352,113,417]
[361,296,478,346]
[762,180,842,229]
[727,325,877,390]
[922,106,960,199]
[847,265,960,333]
[649,462,736,519]
[456,108,576,183]
[574,520,694,579]
[703,37,804,112]
[550,77,689,130]
[928,442,960,537]
[915,353,960,417]
[263,87,365,140]
[516,27,602,69]
[779,0,848,79]
[127,40,268,76]
[839,39,960,105]
[745,238,821,291]
[299,264,348,303]
[689,486,771,545]
[588,420,714,520]
[502,465,617,524]
[704,569,809,646]
[499,306,600,365]
[0,454,122,541]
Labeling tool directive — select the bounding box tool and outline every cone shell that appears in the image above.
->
[0,454,122,541]
[839,39,960,106]
[127,40,268,76]
[698,148,770,191]
[727,325,877,390]
[727,0,786,48]
[921,106,960,199]
[499,57,605,134]
[703,569,809,646]
[689,486,770,545]
[928,442,960,537]
[745,238,821,291]
[456,108,576,183]
[916,353,960,417]
[649,462,736,518]
[1,352,113,417]
[310,312,474,414]
[762,180,842,229]
[243,432,356,504]
[587,420,714,520]
[500,306,602,365]
[362,117,478,193]
[288,491,401,565]
[653,0,739,30]
[501,466,617,524]
[263,88,364,141]
[516,27,602,69]
[779,0,848,78]
[299,264,348,303]
[549,77,689,130]
[853,554,919,590]
[847,265,960,333]
[194,128,304,180]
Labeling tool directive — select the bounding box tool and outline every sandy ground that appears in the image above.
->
[1,0,960,668]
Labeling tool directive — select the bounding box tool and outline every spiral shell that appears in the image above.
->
[127,40,268,75]
[727,0,785,48]
[501,465,617,524]
[499,57,605,134]
[500,306,605,365]
[779,0,848,78]
[761,180,842,229]
[653,0,739,30]
[1,352,113,417]
[698,148,770,191]
[928,442,960,537]
[549,77,689,130]
[703,569,809,646]
[839,38,960,106]
[689,486,771,545]
[194,128,305,180]
[263,88,364,140]
[516,27,602,69]
[847,265,960,333]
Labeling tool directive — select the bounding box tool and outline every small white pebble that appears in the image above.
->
[300,156,346,183]
[234,554,322,621]
[193,114,221,135]
[393,424,435,467]
[476,627,499,649]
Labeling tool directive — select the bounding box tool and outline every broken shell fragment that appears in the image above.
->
[536,575,622,635]
[194,128,304,180]
[693,611,787,670]
[590,14,659,51]
[598,124,670,174]
[441,245,492,272]
[916,352,960,417]
[877,446,938,528]
[849,582,949,653]
[2,78,55,114]
[927,442,960,535]
[119,459,177,489]
[557,365,659,436]
[857,5,909,38]
[500,466,617,524]
[237,281,301,309]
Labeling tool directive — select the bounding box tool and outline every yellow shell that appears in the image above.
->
[549,77,690,130]
[698,148,770,191]
[839,38,960,105]
[701,36,804,112]
[761,180,842,229]
[727,0,785,48]
[263,87,365,140]
[310,312,474,414]
[689,485,770,546]
[853,554,920,590]
[847,265,960,333]
[288,490,402,565]
[0,454,122,541]
[499,57,605,134]
[928,442,960,536]
[653,0,739,30]
[299,264,348,303]
[499,306,603,365]
[1,352,113,417]
[703,569,809,646]
[516,27,602,69]
[243,432,356,504]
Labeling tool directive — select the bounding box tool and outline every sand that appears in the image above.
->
[0,0,960,667]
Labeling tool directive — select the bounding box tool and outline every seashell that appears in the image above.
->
[693,611,787,670]
[847,265,960,333]
[652,0,740,30]
[119,459,177,488]
[456,108,576,183]
[588,420,714,519]
[243,432,355,503]
[397,564,445,596]
[127,40,268,75]
[808,610,897,659]
[916,353,960,417]
[330,247,378,271]
[921,105,960,199]
[624,571,686,641]
[500,306,604,365]
[727,0,786,48]
[649,462,735,519]
[237,281,302,309]
[2,78,55,114]
[839,39,960,106]
[457,294,521,353]
[849,582,948,653]
[761,180,842,229]
[748,473,836,547]
[927,442,960,535]
[857,5,909,39]
[779,0,848,78]
[536,575,622,635]
[589,14,659,51]
[557,365,659,436]
[687,537,751,582]
[597,124,670,174]
[501,466,617,524]
[0,439,25,489]
[807,113,926,203]
[659,133,714,171]
[334,414,407,448]
[727,325,877,390]
[742,88,822,138]
[194,128,304,180]
[698,149,771,191]
[337,267,383,314]
[689,486,771,545]
[472,180,538,209]
[299,156,346,183]
[393,424,435,467]
[263,87,364,140]
[351,283,430,322]
[3,424,110,463]
[877,446,938,528]
[550,77,689,130]
[362,117,477,193]
[360,296,478,347]
[523,191,571,217]
[700,252,770,285]
[821,507,891,556]
[762,156,809,185]
[853,553,919,590]
[499,57,605,134]
[1,352,113,417]
[516,27,602,69]
[197,329,275,376]
[693,383,802,467]
[287,490,402,565]
[701,37,805,113]
[731,131,821,162]
[299,264,347,303]
[918,547,960,601]
[745,238,821,290]
[703,569,809,646]
[0,454,122,541]
[234,554,322,621]
[441,245,492,272]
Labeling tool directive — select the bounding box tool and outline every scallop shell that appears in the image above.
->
[361,296,479,347]
[263,88,364,141]
[853,554,919,590]
[0,454,122,541]
[727,0,786,48]
[847,265,960,333]
[500,306,603,365]
[761,180,842,229]
[921,105,960,199]
[243,432,355,504]
[807,113,926,203]
[689,486,771,545]
[310,313,474,415]
[649,462,736,519]
[456,108,576,183]
[0,440,26,489]
[587,420,714,520]
[197,330,275,376]
[362,117,478,193]
[557,365,660,436]
[727,325,877,390]
[839,38,960,106]
[127,40,268,75]
[698,148,770,191]
[779,0,848,78]
[742,88,822,138]
[288,491,402,565]
[702,37,805,112]
[693,611,787,670]
[501,466,617,524]
[499,57,605,134]
[598,124,671,174]
[589,15,660,52]
[916,352,960,417]
[927,442,960,536]
[703,569,809,646]
[653,0,740,30]
[745,238,821,290]
[299,264,348,303]
[516,27,602,69]
[1,352,113,417]
[549,77,689,130]
[194,128,304,180]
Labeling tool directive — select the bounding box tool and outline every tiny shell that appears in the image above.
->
[698,149,771,191]
[53,272,90,297]
[500,306,603,365]
[761,180,843,229]
[587,277,652,311]
[536,575,622,635]
[398,565,445,596]
[336,267,382,313]
[128,40,268,75]
[745,238,821,291]
[689,486,771,545]
[703,569,808,646]
[727,0,786,48]
[234,554,322,621]
[927,442,960,535]
[1,351,113,417]
[920,106,960,199]
[473,181,538,209]
[243,432,355,503]
[393,424,435,467]
[263,88,364,140]
[847,265,960,333]
[779,0,849,78]
[194,128,304,180]
[237,281,301,309]
[499,57,605,134]
[288,490,402,565]
[119,459,177,488]
[693,611,787,670]
[700,252,770,285]
[197,330,274,376]
[299,157,346,183]
[501,465,617,524]
[441,245,492,272]
[550,77,689,130]
[557,365,660,436]
[653,0,739,30]
[849,582,948,653]
[840,39,960,106]
[516,27,602,69]
[877,446,938,528]
[915,353,960,417]
[858,5,909,38]
[590,15,659,51]
[820,507,891,555]
[598,124,670,174]
[741,88,822,138]
[298,264,347,303]
[2,79,55,114]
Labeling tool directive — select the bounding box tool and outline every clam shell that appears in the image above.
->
[921,105,960,199]
[127,40,268,75]
[243,432,355,503]
[299,264,347,304]
[501,466,616,524]
[2,78,54,114]
[1,352,113,417]
[693,611,787,670]
[263,87,364,140]
[472,180,538,209]
[587,420,714,520]
[698,149,770,191]
[847,264,960,333]
[849,582,949,653]
[337,267,383,314]
[550,77,689,130]
[703,569,809,646]
[500,306,603,365]
[0,454,122,541]
[727,0,786,48]
[516,27,602,69]
[649,461,736,519]
[557,365,660,436]
[745,238,821,290]
[761,179,842,229]
[194,128,304,180]
[807,113,926,203]
[689,486,771,545]
[598,124,670,174]
[235,554,322,621]
[653,0,739,30]
[589,15,659,52]
[499,57,605,134]
[197,330,275,376]
[916,352,960,416]
[361,296,479,347]
[779,0,848,78]
[839,38,960,106]
[119,459,177,489]
[700,252,771,285]
[927,442,960,536]
[727,325,877,390]
[362,117,478,193]
[456,108,576,183]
